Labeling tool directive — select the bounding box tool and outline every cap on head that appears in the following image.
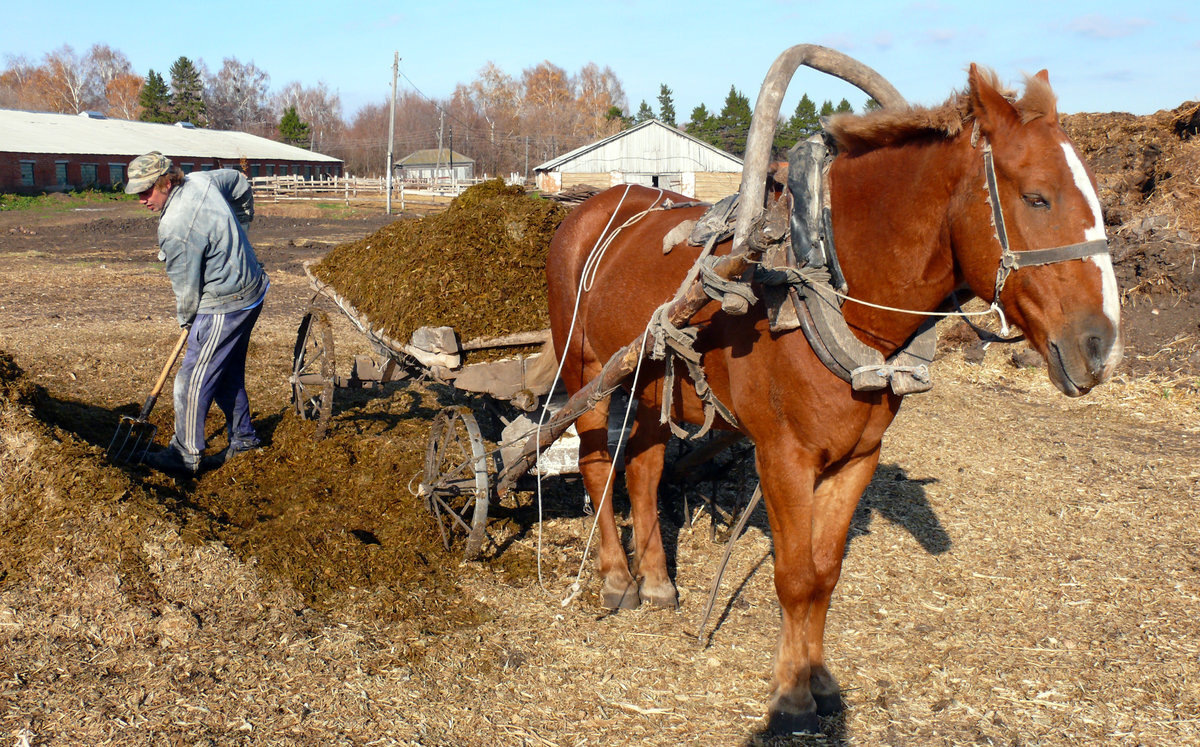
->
[125,151,172,194]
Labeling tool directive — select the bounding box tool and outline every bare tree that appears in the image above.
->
[34,45,93,113]
[0,55,43,109]
[205,57,271,134]
[574,63,627,139]
[83,44,133,112]
[106,73,144,120]
[273,81,345,154]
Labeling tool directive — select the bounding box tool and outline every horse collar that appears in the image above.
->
[980,140,1110,318]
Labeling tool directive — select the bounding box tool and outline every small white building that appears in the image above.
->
[396,148,475,183]
[533,119,743,202]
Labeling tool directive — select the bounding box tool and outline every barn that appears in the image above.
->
[533,119,743,202]
[0,109,343,193]
[396,148,476,183]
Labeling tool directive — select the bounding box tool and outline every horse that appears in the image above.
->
[545,63,1121,733]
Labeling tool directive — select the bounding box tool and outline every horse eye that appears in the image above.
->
[1023,193,1049,209]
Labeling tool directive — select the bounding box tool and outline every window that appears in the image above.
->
[55,161,68,186]
[305,165,312,180]
[200,164,212,171]
[20,161,35,187]
[108,163,125,186]
[250,163,260,177]
[81,163,98,187]
[266,164,275,176]
[181,163,194,173]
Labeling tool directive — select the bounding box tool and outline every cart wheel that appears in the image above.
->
[421,406,491,560]
[291,310,335,438]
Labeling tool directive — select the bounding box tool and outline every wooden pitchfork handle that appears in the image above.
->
[134,327,190,422]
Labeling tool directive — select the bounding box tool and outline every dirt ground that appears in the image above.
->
[1,150,1199,747]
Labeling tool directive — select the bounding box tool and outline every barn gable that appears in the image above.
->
[533,119,743,202]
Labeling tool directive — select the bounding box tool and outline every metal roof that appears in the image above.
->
[0,108,341,162]
[534,119,743,173]
[398,148,475,166]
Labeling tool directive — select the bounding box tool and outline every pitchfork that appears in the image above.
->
[106,328,189,464]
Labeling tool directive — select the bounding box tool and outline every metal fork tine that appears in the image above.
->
[106,417,157,464]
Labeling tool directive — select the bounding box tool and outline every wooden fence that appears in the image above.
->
[250,175,495,208]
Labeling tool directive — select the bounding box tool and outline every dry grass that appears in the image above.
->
[2,340,1198,745]
[2,187,1199,745]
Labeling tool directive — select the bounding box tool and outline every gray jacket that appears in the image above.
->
[157,169,267,326]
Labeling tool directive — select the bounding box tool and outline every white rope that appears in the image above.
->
[815,281,1013,335]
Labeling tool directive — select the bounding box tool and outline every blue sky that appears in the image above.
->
[4,1,1195,120]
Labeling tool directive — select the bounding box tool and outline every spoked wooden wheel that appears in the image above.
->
[291,310,335,439]
[421,406,491,560]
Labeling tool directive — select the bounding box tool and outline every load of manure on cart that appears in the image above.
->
[309,179,570,344]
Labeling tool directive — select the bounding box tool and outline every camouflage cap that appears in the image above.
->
[124,152,172,194]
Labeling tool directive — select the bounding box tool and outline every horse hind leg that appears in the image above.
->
[576,399,640,609]
[624,393,677,608]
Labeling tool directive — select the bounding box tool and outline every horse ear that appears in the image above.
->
[1034,69,1050,84]
[968,63,1019,135]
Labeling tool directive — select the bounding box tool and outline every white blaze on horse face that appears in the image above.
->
[1060,142,1121,334]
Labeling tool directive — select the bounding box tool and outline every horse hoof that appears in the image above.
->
[641,589,678,609]
[639,579,678,609]
[765,706,821,736]
[601,583,640,610]
[810,666,843,714]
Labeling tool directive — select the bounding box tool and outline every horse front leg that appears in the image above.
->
[806,448,883,710]
[576,399,639,609]
[624,395,675,608]
[757,444,822,732]
[761,446,882,734]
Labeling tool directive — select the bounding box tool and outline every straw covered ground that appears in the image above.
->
[0,103,1199,745]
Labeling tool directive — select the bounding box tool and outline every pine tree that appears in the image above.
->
[138,69,172,123]
[634,100,655,123]
[169,56,206,125]
[715,85,752,157]
[657,84,676,127]
[779,94,820,145]
[835,98,853,113]
[279,105,311,148]
[819,99,836,118]
[686,103,718,147]
[864,98,883,112]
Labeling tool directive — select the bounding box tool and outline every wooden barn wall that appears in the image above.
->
[694,172,742,202]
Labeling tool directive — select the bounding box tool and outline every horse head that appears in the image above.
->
[954,64,1122,396]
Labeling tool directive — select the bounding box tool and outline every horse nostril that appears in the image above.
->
[1083,334,1106,375]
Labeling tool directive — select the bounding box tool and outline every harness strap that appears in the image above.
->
[983,144,1111,305]
[648,306,740,439]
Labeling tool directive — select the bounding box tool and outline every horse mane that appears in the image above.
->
[824,67,1058,155]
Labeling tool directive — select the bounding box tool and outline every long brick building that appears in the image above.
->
[0,109,343,193]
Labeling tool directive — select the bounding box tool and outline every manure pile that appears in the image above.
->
[1062,101,1200,234]
[311,179,569,344]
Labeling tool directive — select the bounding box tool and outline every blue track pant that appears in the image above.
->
[170,303,263,466]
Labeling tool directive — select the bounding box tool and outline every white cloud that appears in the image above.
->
[1066,14,1151,40]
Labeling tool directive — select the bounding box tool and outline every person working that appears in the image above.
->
[126,152,268,474]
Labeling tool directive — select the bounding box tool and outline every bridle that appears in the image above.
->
[980,140,1110,333]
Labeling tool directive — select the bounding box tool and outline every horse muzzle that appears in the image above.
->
[1044,314,1123,397]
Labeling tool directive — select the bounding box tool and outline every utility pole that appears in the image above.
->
[449,128,454,193]
[436,110,445,186]
[385,51,398,215]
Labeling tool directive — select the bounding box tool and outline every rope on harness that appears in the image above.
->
[698,255,759,311]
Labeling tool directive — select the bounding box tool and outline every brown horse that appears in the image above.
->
[545,64,1121,733]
